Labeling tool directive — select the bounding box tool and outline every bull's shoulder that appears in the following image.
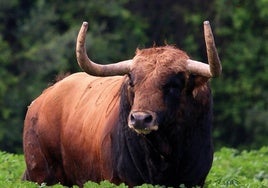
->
[28,72,124,110]
[55,72,123,89]
[40,72,123,96]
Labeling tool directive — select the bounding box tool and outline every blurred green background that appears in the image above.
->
[0,0,267,153]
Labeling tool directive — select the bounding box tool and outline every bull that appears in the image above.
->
[23,21,221,187]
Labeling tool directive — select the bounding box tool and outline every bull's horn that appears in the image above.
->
[76,22,132,76]
[186,21,222,77]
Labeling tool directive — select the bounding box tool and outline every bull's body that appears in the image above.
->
[23,71,213,187]
[23,21,221,187]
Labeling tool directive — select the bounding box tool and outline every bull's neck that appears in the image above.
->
[113,124,180,186]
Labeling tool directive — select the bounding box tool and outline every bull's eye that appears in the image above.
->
[165,83,181,96]
[168,84,180,95]
[163,74,185,99]
[163,80,183,108]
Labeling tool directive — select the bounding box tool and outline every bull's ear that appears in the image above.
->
[193,75,210,88]
[186,75,210,95]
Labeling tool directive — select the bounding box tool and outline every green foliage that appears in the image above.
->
[211,0,268,148]
[206,147,268,187]
[0,151,25,185]
[0,34,21,153]
[0,0,268,152]
[1,148,268,187]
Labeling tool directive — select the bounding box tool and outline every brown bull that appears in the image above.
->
[23,21,221,187]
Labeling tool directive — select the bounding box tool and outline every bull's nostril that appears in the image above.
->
[130,114,136,124]
[144,115,153,124]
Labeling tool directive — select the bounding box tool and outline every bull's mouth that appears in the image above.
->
[128,124,159,135]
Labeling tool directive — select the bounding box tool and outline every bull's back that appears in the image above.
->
[23,72,123,186]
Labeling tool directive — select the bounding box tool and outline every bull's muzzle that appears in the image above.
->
[128,111,158,134]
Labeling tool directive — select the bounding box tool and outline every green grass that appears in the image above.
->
[0,147,267,187]
[206,147,268,187]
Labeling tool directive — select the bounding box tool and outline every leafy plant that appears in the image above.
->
[205,147,268,187]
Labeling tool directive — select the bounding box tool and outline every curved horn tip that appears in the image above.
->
[82,21,88,26]
[203,20,210,25]
[81,22,88,30]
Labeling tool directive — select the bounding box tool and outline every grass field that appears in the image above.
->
[0,147,267,187]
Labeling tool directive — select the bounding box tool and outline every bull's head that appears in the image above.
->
[76,21,221,134]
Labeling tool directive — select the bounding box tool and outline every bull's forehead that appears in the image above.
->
[131,46,189,85]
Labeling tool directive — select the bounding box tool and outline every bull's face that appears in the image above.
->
[127,47,194,134]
